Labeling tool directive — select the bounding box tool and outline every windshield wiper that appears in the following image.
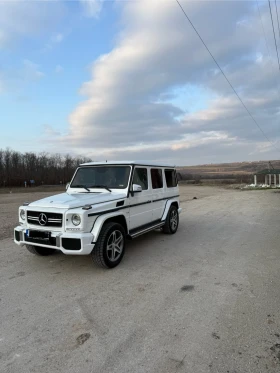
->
[71,184,91,192]
[89,185,112,192]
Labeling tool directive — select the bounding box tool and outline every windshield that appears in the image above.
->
[71,166,131,189]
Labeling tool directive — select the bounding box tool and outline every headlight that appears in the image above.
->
[71,214,81,226]
[20,209,26,220]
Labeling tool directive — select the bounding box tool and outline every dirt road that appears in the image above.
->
[1,186,280,373]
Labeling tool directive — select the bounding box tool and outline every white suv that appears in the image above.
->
[14,161,181,268]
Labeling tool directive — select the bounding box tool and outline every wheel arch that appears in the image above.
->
[161,198,180,221]
[102,215,128,234]
[91,212,128,240]
[171,201,179,209]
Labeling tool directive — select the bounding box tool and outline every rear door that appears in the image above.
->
[128,167,153,230]
[151,168,165,221]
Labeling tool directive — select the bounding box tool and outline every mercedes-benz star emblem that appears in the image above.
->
[39,213,48,226]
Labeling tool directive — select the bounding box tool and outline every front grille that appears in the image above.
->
[27,211,63,227]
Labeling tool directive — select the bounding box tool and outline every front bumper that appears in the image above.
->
[14,226,95,255]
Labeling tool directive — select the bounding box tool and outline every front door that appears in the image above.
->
[128,167,153,230]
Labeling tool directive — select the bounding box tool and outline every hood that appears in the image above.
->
[28,192,127,209]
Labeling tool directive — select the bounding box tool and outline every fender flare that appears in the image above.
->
[161,198,180,221]
[91,212,129,241]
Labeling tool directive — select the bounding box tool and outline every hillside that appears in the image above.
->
[177,160,280,183]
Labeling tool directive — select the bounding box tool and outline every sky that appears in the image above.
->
[1,0,280,166]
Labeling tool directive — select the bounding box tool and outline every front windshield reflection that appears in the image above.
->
[71,166,131,189]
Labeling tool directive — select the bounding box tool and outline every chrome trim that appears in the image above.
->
[130,222,165,238]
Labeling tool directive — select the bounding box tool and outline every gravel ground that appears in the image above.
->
[1,186,280,373]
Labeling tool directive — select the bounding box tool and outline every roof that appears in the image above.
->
[80,161,176,168]
[256,169,280,175]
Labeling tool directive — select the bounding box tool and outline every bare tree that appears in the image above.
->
[0,148,92,187]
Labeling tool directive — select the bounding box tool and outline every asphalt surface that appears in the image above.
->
[1,186,280,373]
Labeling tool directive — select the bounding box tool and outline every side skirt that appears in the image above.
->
[128,219,165,239]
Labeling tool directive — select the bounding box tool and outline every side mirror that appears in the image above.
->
[66,183,70,190]
[132,184,142,193]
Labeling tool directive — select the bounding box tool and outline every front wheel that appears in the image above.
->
[26,245,56,256]
[91,222,126,269]
[163,205,179,234]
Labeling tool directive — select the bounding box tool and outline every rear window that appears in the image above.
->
[165,169,177,187]
[151,168,163,189]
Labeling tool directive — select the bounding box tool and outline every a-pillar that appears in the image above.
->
[265,175,268,186]
[274,174,277,187]
[279,174,280,186]
[269,174,272,186]
[254,175,257,186]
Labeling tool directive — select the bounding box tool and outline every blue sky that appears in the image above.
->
[1,1,280,165]
[0,1,121,151]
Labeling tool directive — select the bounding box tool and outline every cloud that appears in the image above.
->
[52,1,280,164]
[55,65,64,74]
[43,32,65,52]
[0,59,44,94]
[43,124,61,137]
[22,59,44,81]
[0,2,66,49]
[79,0,103,18]
[52,33,64,43]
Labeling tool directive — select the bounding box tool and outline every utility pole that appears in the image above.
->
[268,161,274,170]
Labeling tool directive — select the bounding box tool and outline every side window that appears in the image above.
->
[151,168,163,189]
[165,169,177,187]
[133,168,148,190]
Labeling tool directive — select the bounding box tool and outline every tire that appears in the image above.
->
[91,222,126,269]
[26,245,55,256]
[163,205,179,234]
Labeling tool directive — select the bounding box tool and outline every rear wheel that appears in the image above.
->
[91,222,126,269]
[26,245,55,256]
[163,205,179,234]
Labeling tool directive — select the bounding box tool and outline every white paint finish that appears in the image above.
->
[91,212,129,243]
[128,167,153,230]
[14,226,94,255]
[80,161,176,167]
[14,163,180,255]
[254,175,257,186]
[161,198,181,221]
[28,191,127,209]
[152,188,165,221]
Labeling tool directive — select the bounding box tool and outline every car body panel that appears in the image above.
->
[14,161,181,255]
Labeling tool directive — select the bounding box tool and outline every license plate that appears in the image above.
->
[27,230,51,240]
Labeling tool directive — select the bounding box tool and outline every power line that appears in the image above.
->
[256,0,280,105]
[268,0,280,70]
[175,0,280,152]
[275,0,280,44]
[256,0,271,58]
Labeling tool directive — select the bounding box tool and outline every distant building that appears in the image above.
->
[254,169,280,187]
